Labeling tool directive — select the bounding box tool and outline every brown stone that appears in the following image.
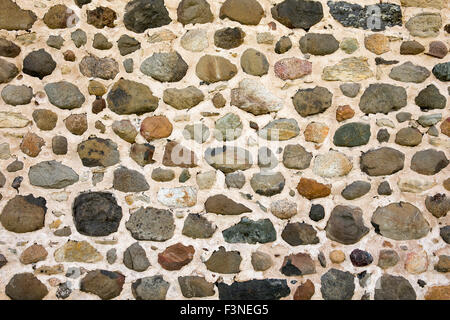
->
[162,141,197,168]
[297,178,331,200]
[336,105,355,122]
[20,132,45,157]
[88,80,106,96]
[92,98,106,114]
[87,6,117,28]
[64,113,87,135]
[63,50,75,61]
[364,34,390,55]
[19,244,48,264]
[293,279,315,300]
[441,117,450,137]
[281,253,316,276]
[32,109,57,131]
[204,194,251,215]
[0,194,47,233]
[158,243,195,271]
[425,285,450,300]
[140,116,173,141]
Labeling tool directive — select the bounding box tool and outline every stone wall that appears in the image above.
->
[0,0,449,300]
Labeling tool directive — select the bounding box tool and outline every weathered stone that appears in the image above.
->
[0,38,20,57]
[79,55,119,80]
[77,137,120,167]
[87,6,117,29]
[274,57,312,80]
[23,49,56,79]
[425,194,449,218]
[294,280,315,300]
[162,141,197,168]
[205,247,241,273]
[180,29,208,52]
[140,116,172,141]
[20,133,44,157]
[29,161,79,189]
[350,249,373,267]
[282,222,319,246]
[52,136,67,155]
[72,192,122,238]
[250,172,285,196]
[163,86,204,110]
[321,269,355,300]
[297,178,331,200]
[292,86,332,117]
[435,255,450,273]
[1,194,46,233]
[5,273,48,300]
[426,41,448,59]
[32,109,57,131]
[64,113,87,135]
[371,202,430,240]
[282,144,312,170]
[400,40,425,55]
[395,127,422,147]
[217,279,290,300]
[182,213,216,239]
[196,55,237,83]
[378,249,400,269]
[425,285,450,300]
[415,84,446,110]
[251,251,272,271]
[205,194,251,215]
[374,274,416,300]
[132,276,169,300]
[0,0,37,30]
[20,244,48,264]
[340,37,359,54]
[359,83,407,114]
[223,217,276,244]
[92,33,112,50]
[71,29,87,47]
[205,146,252,173]
[112,120,138,143]
[341,181,371,200]
[2,84,32,106]
[275,36,292,54]
[309,204,325,221]
[113,167,149,193]
[405,13,442,37]
[219,0,264,25]
[271,0,323,30]
[240,48,269,76]
[389,62,430,83]
[313,151,352,178]
[43,5,78,29]
[360,147,405,176]
[177,0,213,25]
[54,240,102,263]
[107,79,158,115]
[179,276,215,298]
[45,81,85,110]
[151,168,175,182]
[230,78,283,115]
[299,33,339,55]
[327,1,402,31]
[410,149,448,175]
[404,250,428,274]
[214,27,245,49]
[398,177,436,193]
[124,0,171,33]
[80,270,125,300]
[158,243,194,270]
[325,205,369,244]
[0,58,18,83]
[432,62,450,81]
[258,118,300,141]
[141,51,188,82]
[157,186,197,208]
[322,57,373,81]
[182,123,209,143]
[364,34,390,55]
[123,242,150,272]
[400,0,446,9]
[126,207,174,241]
[281,253,315,276]
[333,122,370,147]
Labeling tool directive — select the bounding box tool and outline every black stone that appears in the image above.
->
[217,279,290,300]
[73,192,122,236]
[22,49,56,79]
[271,0,323,30]
[309,204,325,221]
[350,249,373,267]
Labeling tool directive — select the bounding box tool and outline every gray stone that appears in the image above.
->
[151,168,175,182]
[182,123,209,143]
[126,207,175,241]
[123,242,150,272]
[46,35,64,49]
[1,85,33,106]
[321,269,355,300]
[432,62,450,82]
[359,83,407,114]
[325,205,369,244]
[360,147,405,176]
[0,58,18,84]
[410,149,448,175]
[292,86,332,117]
[240,48,269,76]
[340,83,360,97]
[214,113,242,141]
[163,86,204,110]
[425,193,449,218]
[214,27,245,49]
[299,33,339,55]
[113,167,149,192]
[0,38,21,57]
[333,122,371,147]
[282,144,312,170]
[418,113,442,127]
[124,0,171,33]
[371,202,430,240]
[79,55,119,80]
[258,118,300,141]
[341,181,371,200]
[140,52,188,82]
[223,217,276,244]
[45,81,85,109]
[250,172,285,196]
[182,213,216,239]
[117,34,140,56]
[225,171,245,189]
[405,12,442,37]
[205,146,252,173]
[177,0,213,25]
[71,29,87,47]
[205,194,251,215]
[374,275,416,300]
[395,127,422,146]
[415,84,446,110]
[271,0,323,30]
[389,62,430,83]
[178,276,215,298]
[281,222,319,246]
[205,247,241,274]
[377,181,392,195]
[80,270,124,300]
[29,161,79,189]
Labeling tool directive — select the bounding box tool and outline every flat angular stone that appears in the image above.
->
[205,194,251,215]
[29,161,79,189]
[217,279,290,300]
[322,57,373,81]
[223,217,276,244]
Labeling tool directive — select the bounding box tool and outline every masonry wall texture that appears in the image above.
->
[0,0,449,300]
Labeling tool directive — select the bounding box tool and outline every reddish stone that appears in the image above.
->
[274,58,312,80]
[140,115,173,141]
[162,141,197,168]
[281,253,316,276]
[440,117,450,137]
[158,243,195,271]
[63,50,75,61]
[20,132,45,157]
[293,279,315,300]
[297,178,331,200]
[19,244,48,265]
[336,105,355,122]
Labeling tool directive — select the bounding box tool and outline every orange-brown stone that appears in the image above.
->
[158,243,195,271]
[336,105,355,122]
[297,178,331,200]
[140,115,173,141]
[293,279,315,300]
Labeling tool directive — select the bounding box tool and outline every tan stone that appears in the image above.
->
[20,244,48,265]
[140,115,173,141]
[54,240,103,263]
[365,34,390,55]
[304,122,329,143]
[425,285,450,300]
[322,57,373,81]
[330,250,345,263]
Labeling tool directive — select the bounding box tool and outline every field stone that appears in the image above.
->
[240,48,269,76]
[0,58,18,84]
[374,275,416,300]
[410,149,449,175]
[132,276,169,300]
[325,205,369,244]
[321,269,355,300]
[0,194,47,233]
[29,161,79,189]
[341,181,371,200]
[415,84,446,110]
[140,52,188,82]
[204,247,241,274]
[271,0,323,30]
[281,253,316,276]
[23,49,56,79]
[225,171,246,189]
[93,33,112,50]
[64,114,88,135]
[180,29,208,52]
[0,38,21,57]
[163,86,204,110]
[123,242,150,272]
[389,62,430,83]
[196,55,237,83]
[5,273,48,300]
[43,4,78,29]
[251,251,273,271]
[425,194,449,218]
[71,29,87,47]
[405,13,442,38]
[214,27,245,49]
[299,33,339,55]
[126,207,175,241]
[77,137,120,167]
[80,270,125,300]
[217,279,290,300]
[359,84,407,114]
[182,213,216,239]
[45,81,85,109]
[177,0,213,25]
[275,36,292,54]
[179,276,215,298]
[360,147,405,176]
[113,167,149,192]
[395,127,422,146]
[2,85,33,106]
[0,0,37,30]
[292,86,332,117]
[223,217,276,244]
[219,0,265,25]
[281,222,319,246]
[86,6,117,29]
[124,0,171,33]
[79,55,119,80]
